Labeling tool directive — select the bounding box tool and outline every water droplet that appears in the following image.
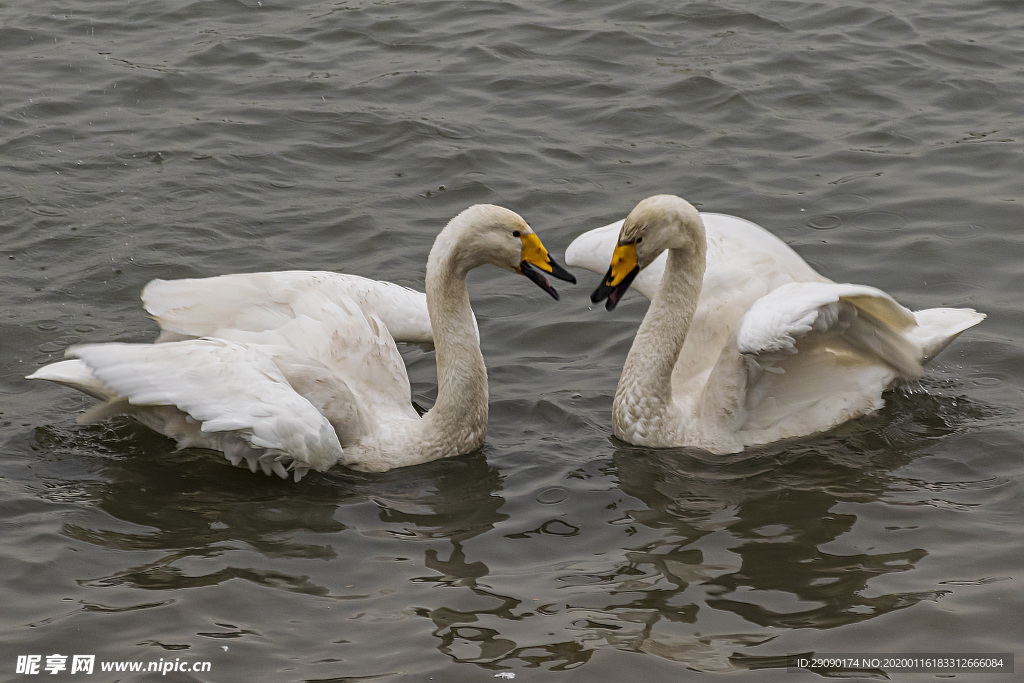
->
[536,487,568,504]
[807,214,841,230]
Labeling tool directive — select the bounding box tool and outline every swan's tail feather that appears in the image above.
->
[27,360,135,425]
[912,307,986,363]
[26,360,112,400]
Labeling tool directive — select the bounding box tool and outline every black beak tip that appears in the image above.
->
[590,265,638,312]
[521,261,562,301]
[548,258,577,285]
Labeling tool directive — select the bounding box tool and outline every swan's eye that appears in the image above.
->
[512,230,521,238]
[635,237,643,244]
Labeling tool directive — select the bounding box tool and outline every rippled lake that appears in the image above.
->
[3,0,1021,680]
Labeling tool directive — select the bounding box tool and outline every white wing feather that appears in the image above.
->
[69,340,344,473]
[142,270,478,348]
[737,281,923,378]
[26,359,110,400]
[209,294,419,425]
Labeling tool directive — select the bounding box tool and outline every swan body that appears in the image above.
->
[567,195,984,452]
[28,205,575,479]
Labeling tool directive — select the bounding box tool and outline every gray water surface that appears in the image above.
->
[2,0,1020,680]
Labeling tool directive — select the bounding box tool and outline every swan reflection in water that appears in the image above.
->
[37,382,978,674]
[413,385,977,673]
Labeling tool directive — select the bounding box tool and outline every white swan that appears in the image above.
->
[566,194,984,452]
[28,204,576,479]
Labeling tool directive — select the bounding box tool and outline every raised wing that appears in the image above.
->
[718,281,934,437]
[142,270,476,348]
[737,282,924,378]
[212,293,419,426]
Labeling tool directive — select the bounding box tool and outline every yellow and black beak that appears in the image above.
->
[516,233,577,300]
[590,242,640,311]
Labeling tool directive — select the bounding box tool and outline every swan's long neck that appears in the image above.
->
[421,239,489,451]
[614,242,705,439]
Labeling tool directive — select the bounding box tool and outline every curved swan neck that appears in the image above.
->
[422,235,489,439]
[615,241,706,420]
